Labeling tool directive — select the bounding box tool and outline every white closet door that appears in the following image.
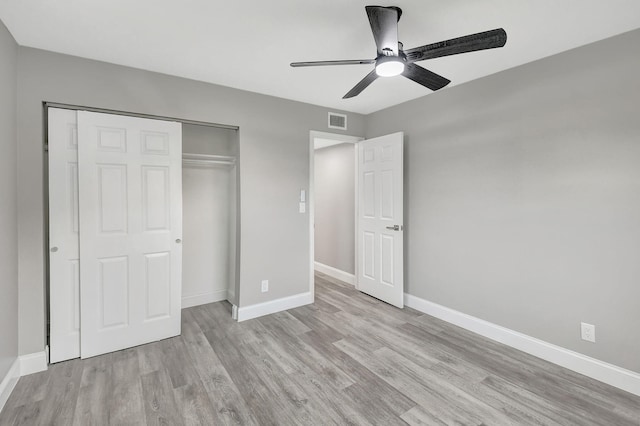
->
[48,108,81,363]
[78,111,182,358]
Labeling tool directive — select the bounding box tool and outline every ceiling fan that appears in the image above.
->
[291,6,507,99]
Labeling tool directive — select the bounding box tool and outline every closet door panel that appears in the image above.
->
[97,164,128,233]
[78,111,182,359]
[48,108,81,363]
[144,251,172,319]
[142,166,170,231]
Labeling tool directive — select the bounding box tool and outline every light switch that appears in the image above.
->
[299,202,306,213]
[300,189,306,202]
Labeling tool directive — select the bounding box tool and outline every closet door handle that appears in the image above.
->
[175,239,182,244]
[50,246,59,253]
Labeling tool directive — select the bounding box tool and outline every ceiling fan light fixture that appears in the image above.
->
[290,5,507,98]
[375,56,405,77]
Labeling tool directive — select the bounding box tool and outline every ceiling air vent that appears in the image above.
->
[328,112,347,130]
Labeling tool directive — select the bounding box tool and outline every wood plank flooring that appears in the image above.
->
[1,272,639,425]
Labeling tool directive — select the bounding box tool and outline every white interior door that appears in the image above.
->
[48,108,81,363]
[78,111,183,358]
[357,132,404,307]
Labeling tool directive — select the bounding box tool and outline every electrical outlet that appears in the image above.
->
[261,279,269,293]
[581,322,595,343]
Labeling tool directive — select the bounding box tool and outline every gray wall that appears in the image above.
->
[182,123,237,157]
[314,143,355,274]
[366,29,640,373]
[16,47,364,355]
[0,20,18,380]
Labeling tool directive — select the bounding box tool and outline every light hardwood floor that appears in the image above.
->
[1,272,639,425]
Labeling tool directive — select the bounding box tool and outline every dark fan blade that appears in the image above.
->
[290,59,375,67]
[404,28,507,63]
[343,69,378,99]
[402,63,450,91]
[366,6,401,56]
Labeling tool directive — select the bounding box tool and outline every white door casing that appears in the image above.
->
[356,132,404,308]
[78,111,183,358]
[48,108,81,363]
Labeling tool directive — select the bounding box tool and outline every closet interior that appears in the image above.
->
[181,123,239,309]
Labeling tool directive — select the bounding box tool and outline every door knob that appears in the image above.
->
[175,239,182,244]
[50,246,59,253]
[386,225,401,231]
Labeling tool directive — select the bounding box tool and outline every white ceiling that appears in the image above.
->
[1,0,639,114]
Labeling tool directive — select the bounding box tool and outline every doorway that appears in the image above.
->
[309,130,405,307]
[309,131,362,296]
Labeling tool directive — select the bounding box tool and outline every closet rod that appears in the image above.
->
[182,154,236,167]
[43,102,239,131]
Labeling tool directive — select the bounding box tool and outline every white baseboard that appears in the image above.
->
[0,350,49,414]
[237,291,314,322]
[182,289,228,309]
[19,351,48,377]
[404,293,640,397]
[314,262,355,285]
[0,358,20,414]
